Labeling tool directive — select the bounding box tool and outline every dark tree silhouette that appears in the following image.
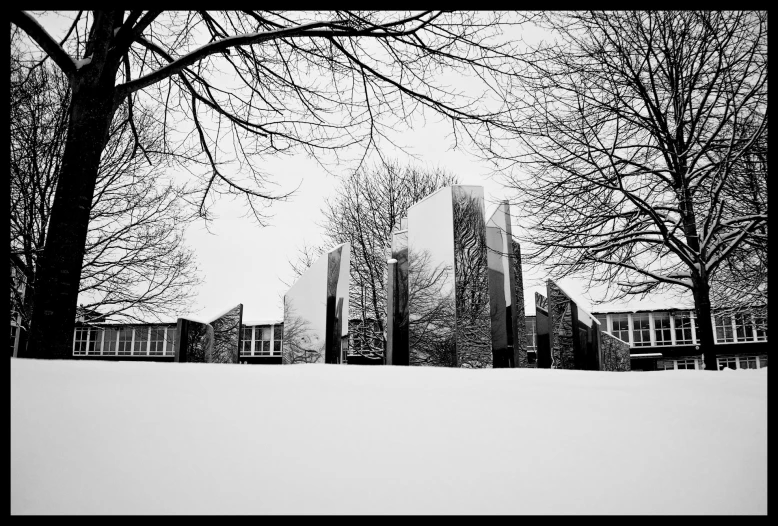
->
[12,10,528,359]
[498,11,767,369]
[10,43,201,356]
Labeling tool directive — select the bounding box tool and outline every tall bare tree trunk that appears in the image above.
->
[693,278,717,371]
[22,82,116,359]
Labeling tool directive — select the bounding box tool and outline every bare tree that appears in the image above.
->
[10,46,201,355]
[498,11,767,369]
[287,160,458,358]
[407,248,457,367]
[12,10,528,359]
[281,300,324,364]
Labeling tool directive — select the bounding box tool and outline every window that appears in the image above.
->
[674,312,695,345]
[733,314,752,342]
[753,316,767,341]
[717,357,737,370]
[676,359,697,370]
[739,356,758,369]
[658,360,674,370]
[653,313,672,346]
[149,327,165,356]
[273,325,283,355]
[714,315,735,343]
[133,327,149,356]
[632,314,651,347]
[164,328,176,356]
[525,318,536,352]
[87,328,101,355]
[611,314,630,343]
[117,328,133,356]
[255,327,271,356]
[594,314,607,329]
[11,325,17,356]
[241,327,253,356]
[103,328,118,355]
[73,327,89,356]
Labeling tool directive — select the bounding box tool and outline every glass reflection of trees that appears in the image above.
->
[209,305,242,363]
[282,301,324,364]
[408,248,456,366]
[452,187,492,368]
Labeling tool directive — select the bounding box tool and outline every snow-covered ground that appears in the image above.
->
[11,358,766,515]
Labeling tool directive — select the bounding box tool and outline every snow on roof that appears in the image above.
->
[207,304,243,323]
[243,319,283,326]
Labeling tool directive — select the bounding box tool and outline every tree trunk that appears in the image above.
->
[692,278,718,371]
[21,79,117,359]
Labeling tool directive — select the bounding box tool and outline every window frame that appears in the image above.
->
[653,312,672,346]
[714,315,735,344]
[611,314,631,344]
[631,313,652,347]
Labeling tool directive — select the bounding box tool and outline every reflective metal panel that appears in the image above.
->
[208,304,242,364]
[386,230,409,365]
[485,224,509,366]
[485,201,527,368]
[174,318,214,363]
[283,243,351,364]
[452,186,491,368]
[326,243,350,364]
[407,186,492,368]
[408,187,457,366]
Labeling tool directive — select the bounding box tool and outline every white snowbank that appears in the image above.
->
[11,358,766,515]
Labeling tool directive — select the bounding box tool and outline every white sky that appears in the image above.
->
[26,11,693,324]
[11,358,767,514]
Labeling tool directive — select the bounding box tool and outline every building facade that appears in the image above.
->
[525,307,767,371]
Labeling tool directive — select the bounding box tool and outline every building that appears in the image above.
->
[16,300,767,371]
[525,306,767,371]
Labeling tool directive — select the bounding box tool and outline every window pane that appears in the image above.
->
[753,317,767,341]
[73,328,88,356]
[718,357,736,370]
[632,314,651,346]
[714,316,734,343]
[740,356,757,369]
[165,328,177,356]
[611,314,630,343]
[87,328,101,355]
[118,328,133,356]
[103,329,118,355]
[525,318,536,351]
[133,327,149,355]
[734,314,752,342]
[674,312,695,345]
[149,327,165,355]
[653,313,672,346]
[241,327,253,356]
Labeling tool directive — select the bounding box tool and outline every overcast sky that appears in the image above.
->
[30,11,692,324]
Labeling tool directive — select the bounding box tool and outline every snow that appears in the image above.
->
[242,319,283,326]
[11,358,766,515]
